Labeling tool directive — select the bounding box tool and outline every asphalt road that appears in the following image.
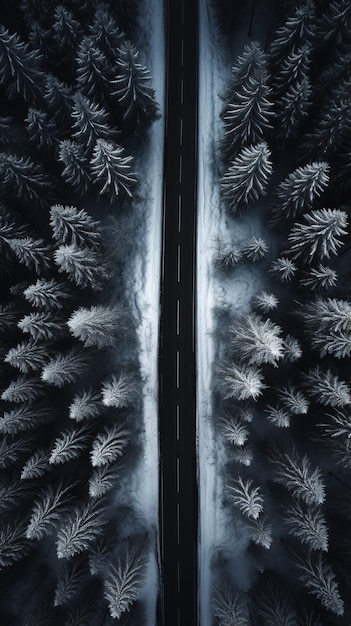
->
[158,0,198,624]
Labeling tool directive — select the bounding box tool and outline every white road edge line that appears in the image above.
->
[176,349,180,388]
[178,194,182,231]
[180,117,183,147]
[176,404,180,440]
[177,243,181,282]
[176,299,180,335]
[179,153,182,183]
[176,457,180,494]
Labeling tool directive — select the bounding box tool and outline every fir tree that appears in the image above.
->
[24,278,73,310]
[1,375,45,404]
[0,478,30,513]
[101,372,137,408]
[90,139,137,202]
[0,115,26,150]
[0,152,54,209]
[44,74,73,124]
[304,367,351,407]
[232,446,254,466]
[269,162,330,228]
[299,265,338,291]
[0,403,50,434]
[50,204,102,249]
[54,243,111,291]
[104,542,147,619]
[268,1,315,68]
[214,241,242,271]
[76,36,114,103]
[291,550,344,616]
[89,463,121,499]
[283,335,302,363]
[212,582,249,626]
[49,424,91,465]
[227,475,264,519]
[0,433,36,469]
[71,93,116,155]
[20,0,56,26]
[285,209,348,263]
[0,25,45,103]
[52,6,83,59]
[248,515,273,549]
[223,41,268,104]
[0,302,20,335]
[283,499,329,552]
[265,405,291,428]
[273,77,311,141]
[271,44,311,100]
[241,235,268,262]
[18,311,67,341]
[276,386,309,415]
[221,142,272,214]
[314,0,351,47]
[90,424,129,467]
[28,20,57,70]
[26,108,58,153]
[0,518,31,568]
[229,313,284,367]
[58,140,91,194]
[67,304,124,348]
[56,499,105,559]
[41,348,90,387]
[269,447,325,505]
[7,237,53,274]
[253,291,279,313]
[69,388,102,422]
[270,257,297,282]
[54,555,87,606]
[89,4,126,63]
[26,480,75,541]
[88,529,117,575]
[217,361,266,401]
[253,575,298,626]
[220,414,250,447]
[112,40,159,127]
[300,297,351,358]
[20,448,50,480]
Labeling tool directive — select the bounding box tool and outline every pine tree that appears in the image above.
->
[0,433,36,469]
[232,446,254,467]
[71,94,116,156]
[0,477,29,513]
[0,302,20,335]
[314,0,351,47]
[276,386,309,415]
[221,142,272,214]
[304,367,351,407]
[44,74,73,124]
[220,414,250,447]
[253,291,279,313]
[212,582,249,626]
[26,480,75,541]
[265,405,291,428]
[20,0,56,26]
[270,257,297,282]
[28,20,57,70]
[26,108,59,153]
[50,204,102,249]
[112,40,159,127]
[283,499,329,551]
[58,140,91,194]
[52,6,83,59]
[273,77,311,141]
[271,44,311,100]
[1,375,45,404]
[241,235,268,262]
[229,313,284,367]
[88,530,117,575]
[299,265,338,291]
[101,372,137,408]
[69,388,102,422]
[0,152,54,209]
[0,518,31,568]
[269,162,330,228]
[90,139,137,201]
[221,77,273,161]
[24,278,73,310]
[0,115,26,150]
[0,25,45,103]
[54,243,111,291]
[300,297,351,358]
[268,1,315,68]
[67,304,124,348]
[227,476,264,519]
[214,241,242,271]
[41,348,90,387]
[283,335,302,362]
[18,311,67,341]
[269,447,325,505]
[56,500,105,559]
[217,361,266,401]
[76,36,114,103]
[21,448,50,480]
[7,237,53,274]
[253,574,298,626]
[104,542,147,619]
[248,515,273,549]
[54,555,87,606]
[285,209,348,263]
[89,4,126,63]
[223,41,268,104]
[0,403,50,434]
[49,424,91,465]
[89,463,121,498]
[291,550,344,616]
[90,424,129,467]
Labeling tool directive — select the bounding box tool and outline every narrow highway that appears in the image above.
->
[158,0,198,624]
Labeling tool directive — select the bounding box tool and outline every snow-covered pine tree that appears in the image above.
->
[216,361,266,401]
[0,403,50,434]
[285,208,348,263]
[28,20,57,70]
[283,335,302,363]
[89,463,121,498]
[268,1,315,68]
[71,93,116,156]
[67,304,124,348]
[112,40,159,127]
[0,115,25,151]
[88,528,117,575]
[20,0,55,26]
[50,204,102,250]
[26,480,75,541]
[25,108,58,154]
[1,375,45,404]
[104,542,147,619]
[227,475,264,519]
[69,388,102,422]
[228,313,284,367]
[0,152,54,209]
[54,243,111,291]
[314,0,351,47]
[90,424,129,467]
[269,447,325,505]
[265,405,291,428]
[253,291,279,314]
[0,25,45,103]
[232,446,254,467]
[64,605,95,626]
[49,424,91,465]
[318,407,351,445]
[0,433,36,469]
[90,139,137,202]
[291,549,344,616]
[101,372,137,408]
[212,582,249,626]
[44,75,73,125]
[7,237,53,275]
[20,448,50,480]
[89,4,126,64]
[58,140,91,194]
[54,554,87,606]
[222,41,268,105]
[252,574,298,626]
[299,265,338,291]
[304,366,351,407]
[241,235,269,262]
[52,5,83,61]
[220,414,250,447]
[273,77,311,141]
[220,142,272,214]
[276,386,309,415]
[214,240,242,271]
[0,518,31,568]
[41,348,90,387]
[0,302,20,335]
[56,499,105,559]
[283,499,328,551]
[269,162,330,228]
[221,77,273,161]
[270,257,297,282]
[24,278,73,311]
[270,44,311,101]
[300,296,351,340]
[0,477,30,514]
[18,311,67,341]
[76,36,114,104]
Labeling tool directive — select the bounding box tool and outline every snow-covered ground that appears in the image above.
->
[197,1,275,622]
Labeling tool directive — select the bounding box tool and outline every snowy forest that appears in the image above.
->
[0,0,161,624]
[209,0,351,624]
